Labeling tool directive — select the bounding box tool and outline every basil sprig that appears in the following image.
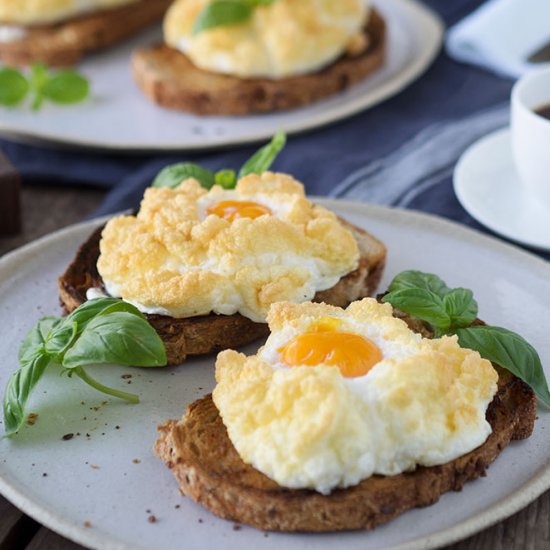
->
[152,131,286,191]
[193,0,277,35]
[0,63,89,110]
[383,271,550,407]
[3,298,167,437]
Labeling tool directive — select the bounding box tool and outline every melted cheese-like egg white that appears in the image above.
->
[97,172,359,323]
[213,299,498,494]
[164,0,369,79]
[0,0,139,25]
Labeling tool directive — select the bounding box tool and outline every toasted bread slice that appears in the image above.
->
[131,9,385,115]
[58,219,387,365]
[155,322,537,532]
[0,0,172,67]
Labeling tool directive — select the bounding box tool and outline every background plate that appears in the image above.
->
[0,0,443,152]
[1,201,549,550]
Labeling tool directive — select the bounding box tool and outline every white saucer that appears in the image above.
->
[453,127,550,251]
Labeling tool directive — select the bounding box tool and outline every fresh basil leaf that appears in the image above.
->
[3,352,50,436]
[65,298,144,337]
[42,70,89,104]
[383,288,451,330]
[238,131,287,179]
[0,68,29,106]
[385,272,477,330]
[215,169,237,189]
[66,297,123,324]
[444,288,478,329]
[152,163,215,190]
[387,270,450,297]
[45,321,77,362]
[193,0,252,35]
[19,317,59,363]
[3,299,162,436]
[62,312,166,369]
[456,325,550,408]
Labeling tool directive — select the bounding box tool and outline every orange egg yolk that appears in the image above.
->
[207,200,272,222]
[279,318,383,378]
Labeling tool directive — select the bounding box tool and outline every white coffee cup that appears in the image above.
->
[511,68,550,211]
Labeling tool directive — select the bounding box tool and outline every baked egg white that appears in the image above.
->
[96,172,359,323]
[164,0,370,79]
[213,299,498,494]
[0,0,140,26]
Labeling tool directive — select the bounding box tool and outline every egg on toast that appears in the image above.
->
[58,172,387,364]
[155,299,537,531]
[0,0,171,66]
[132,0,386,114]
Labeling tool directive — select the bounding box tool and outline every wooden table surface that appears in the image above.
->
[1,184,549,550]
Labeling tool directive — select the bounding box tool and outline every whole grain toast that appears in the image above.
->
[58,219,387,365]
[131,9,386,115]
[0,0,172,67]
[154,318,537,532]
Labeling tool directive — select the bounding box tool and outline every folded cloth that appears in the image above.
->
[446,0,550,78]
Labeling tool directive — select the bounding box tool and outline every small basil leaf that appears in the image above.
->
[456,325,550,408]
[19,317,59,363]
[62,312,167,369]
[45,321,77,361]
[383,288,451,330]
[215,169,237,189]
[238,131,287,179]
[0,68,29,106]
[42,70,89,104]
[3,352,50,436]
[152,163,215,190]
[444,288,478,329]
[193,0,252,35]
[65,298,143,337]
[387,270,450,297]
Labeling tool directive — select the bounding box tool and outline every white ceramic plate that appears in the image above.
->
[1,201,550,550]
[0,0,443,152]
[453,127,550,251]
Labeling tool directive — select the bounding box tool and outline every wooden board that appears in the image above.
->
[0,150,21,236]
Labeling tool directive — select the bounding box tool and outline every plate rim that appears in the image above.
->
[0,0,444,153]
[1,200,550,550]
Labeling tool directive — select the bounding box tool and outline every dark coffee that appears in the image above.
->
[535,103,550,120]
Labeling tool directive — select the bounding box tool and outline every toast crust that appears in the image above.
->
[155,352,537,532]
[131,9,386,115]
[0,0,172,67]
[58,219,387,365]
